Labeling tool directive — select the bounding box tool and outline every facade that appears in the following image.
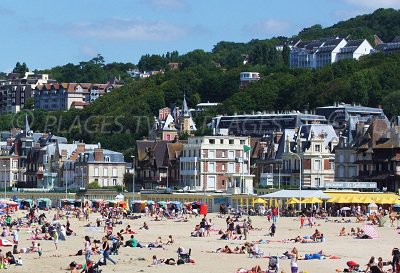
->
[34,82,122,111]
[336,39,373,61]
[334,136,358,182]
[316,103,387,130]
[290,37,372,69]
[151,95,197,141]
[135,139,184,190]
[0,73,54,114]
[240,72,260,88]
[180,136,254,193]
[210,112,327,137]
[73,148,126,188]
[375,36,400,53]
[280,124,338,189]
[0,155,18,189]
[9,117,125,189]
[353,118,400,191]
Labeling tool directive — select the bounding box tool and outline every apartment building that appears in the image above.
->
[180,136,254,193]
[34,82,122,111]
[0,72,54,114]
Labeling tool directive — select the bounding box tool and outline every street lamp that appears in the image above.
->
[288,151,302,210]
[2,164,6,199]
[131,155,135,201]
[81,166,84,188]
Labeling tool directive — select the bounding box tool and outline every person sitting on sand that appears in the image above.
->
[339,227,346,236]
[139,222,149,230]
[166,235,174,245]
[310,229,323,241]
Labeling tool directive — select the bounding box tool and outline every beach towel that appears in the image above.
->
[0,239,14,246]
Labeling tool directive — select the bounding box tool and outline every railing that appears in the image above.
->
[358,170,370,176]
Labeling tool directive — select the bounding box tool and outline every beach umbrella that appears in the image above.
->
[287,198,300,205]
[0,239,14,247]
[301,197,323,204]
[362,225,378,239]
[253,198,266,204]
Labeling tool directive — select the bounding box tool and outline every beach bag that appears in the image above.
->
[177,259,185,265]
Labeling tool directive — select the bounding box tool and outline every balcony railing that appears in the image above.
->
[358,170,370,176]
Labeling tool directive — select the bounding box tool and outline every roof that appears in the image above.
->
[260,190,331,200]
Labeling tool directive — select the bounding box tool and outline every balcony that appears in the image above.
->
[358,170,370,176]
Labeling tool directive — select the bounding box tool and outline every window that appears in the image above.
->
[209,150,215,159]
[314,178,321,187]
[112,179,117,186]
[315,145,320,152]
[208,162,215,172]
[221,164,225,171]
[313,160,321,171]
[103,168,108,176]
[228,151,235,160]
[229,139,234,145]
[112,168,117,177]
[240,140,245,145]
[228,163,234,173]
[104,156,110,162]
[207,176,216,189]
[94,167,99,177]
[103,178,108,187]
[221,151,225,158]
[220,139,224,144]
[209,139,215,144]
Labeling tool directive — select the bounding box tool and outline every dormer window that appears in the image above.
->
[104,156,110,162]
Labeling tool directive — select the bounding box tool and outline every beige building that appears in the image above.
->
[0,155,19,188]
[281,124,338,189]
[74,148,126,188]
[180,136,254,193]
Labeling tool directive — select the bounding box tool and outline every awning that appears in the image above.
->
[260,190,331,200]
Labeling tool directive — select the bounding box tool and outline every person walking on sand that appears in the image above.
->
[52,229,59,255]
[243,219,249,241]
[84,236,92,263]
[300,214,305,229]
[269,223,276,237]
[102,237,117,265]
[37,243,42,258]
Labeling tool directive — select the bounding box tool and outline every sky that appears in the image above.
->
[1,0,400,72]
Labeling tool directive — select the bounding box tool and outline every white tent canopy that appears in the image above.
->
[259,190,331,200]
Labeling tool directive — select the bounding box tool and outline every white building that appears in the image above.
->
[336,39,374,61]
[240,72,260,88]
[180,136,254,193]
[290,37,373,69]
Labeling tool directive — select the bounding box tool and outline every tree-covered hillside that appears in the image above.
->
[1,8,400,158]
[297,8,400,42]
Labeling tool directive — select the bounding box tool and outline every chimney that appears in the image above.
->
[77,143,85,154]
[94,148,104,162]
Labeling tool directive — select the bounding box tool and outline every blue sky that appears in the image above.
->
[1,0,399,72]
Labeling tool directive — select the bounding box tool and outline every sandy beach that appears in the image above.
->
[6,210,399,273]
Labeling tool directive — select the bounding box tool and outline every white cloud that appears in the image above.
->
[146,0,189,10]
[244,19,290,36]
[70,19,187,41]
[343,0,400,9]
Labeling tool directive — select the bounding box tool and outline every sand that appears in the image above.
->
[6,211,399,273]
